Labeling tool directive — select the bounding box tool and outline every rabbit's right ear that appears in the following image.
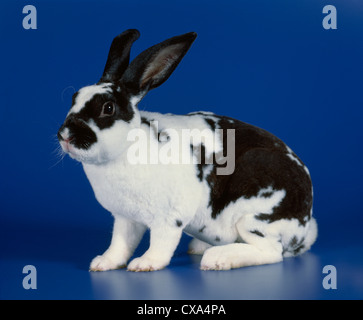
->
[100,29,140,83]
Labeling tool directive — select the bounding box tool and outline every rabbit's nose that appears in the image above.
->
[57,126,73,142]
[66,115,89,128]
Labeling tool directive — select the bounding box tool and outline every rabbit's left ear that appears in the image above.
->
[121,32,197,96]
[100,29,140,83]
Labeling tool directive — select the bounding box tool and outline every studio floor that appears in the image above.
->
[1,218,362,300]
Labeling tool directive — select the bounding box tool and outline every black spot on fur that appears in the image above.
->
[141,116,151,126]
[289,236,298,247]
[176,219,183,227]
[215,236,220,242]
[205,118,217,130]
[187,111,214,117]
[199,226,206,233]
[250,230,264,237]
[141,116,159,140]
[293,244,305,255]
[141,116,170,142]
[260,191,273,198]
[197,163,204,181]
[255,213,271,222]
[158,132,170,142]
[283,236,306,256]
[191,144,209,182]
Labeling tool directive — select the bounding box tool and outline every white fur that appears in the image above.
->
[188,238,212,255]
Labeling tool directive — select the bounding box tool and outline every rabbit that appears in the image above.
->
[58,29,317,272]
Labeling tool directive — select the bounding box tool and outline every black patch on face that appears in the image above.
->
[250,230,264,237]
[58,114,97,150]
[187,113,312,226]
[74,84,134,130]
[215,236,220,242]
[176,219,183,227]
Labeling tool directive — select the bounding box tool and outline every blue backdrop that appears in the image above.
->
[1,0,362,299]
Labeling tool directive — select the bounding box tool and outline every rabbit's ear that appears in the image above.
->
[100,29,140,83]
[121,32,197,96]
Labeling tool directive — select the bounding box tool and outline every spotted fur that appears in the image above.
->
[58,29,317,272]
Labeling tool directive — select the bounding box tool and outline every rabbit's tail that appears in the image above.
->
[303,217,318,253]
[283,217,318,257]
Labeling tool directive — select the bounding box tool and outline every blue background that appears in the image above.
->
[1,0,363,299]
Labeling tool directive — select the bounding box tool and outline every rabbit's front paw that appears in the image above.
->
[89,255,126,272]
[127,256,168,272]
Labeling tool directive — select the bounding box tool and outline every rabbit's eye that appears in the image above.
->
[100,102,115,117]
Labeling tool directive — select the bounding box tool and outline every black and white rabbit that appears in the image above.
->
[58,29,317,271]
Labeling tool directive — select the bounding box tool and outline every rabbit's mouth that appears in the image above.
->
[58,135,106,165]
[61,143,90,163]
[59,137,72,153]
[59,139,80,160]
[58,127,73,153]
[58,130,86,161]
